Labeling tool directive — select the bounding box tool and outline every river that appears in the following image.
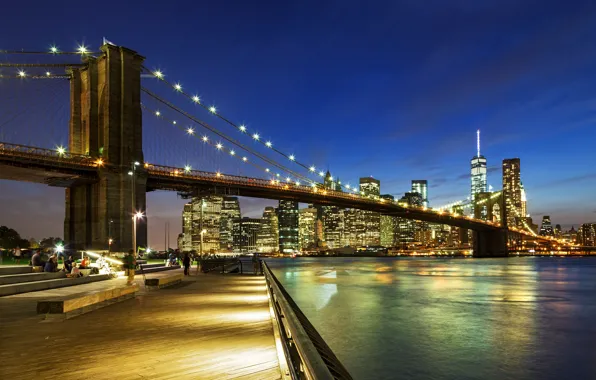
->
[267,257,596,380]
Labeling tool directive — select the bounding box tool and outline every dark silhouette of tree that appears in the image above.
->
[39,237,64,251]
[0,226,30,249]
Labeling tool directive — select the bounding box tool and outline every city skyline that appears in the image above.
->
[0,0,595,247]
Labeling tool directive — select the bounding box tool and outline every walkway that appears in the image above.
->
[0,273,282,380]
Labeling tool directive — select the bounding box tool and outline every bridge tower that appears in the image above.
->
[472,191,508,257]
[64,44,147,252]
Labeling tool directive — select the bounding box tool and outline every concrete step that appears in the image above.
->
[0,271,66,285]
[138,263,165,269]
[0,274,110,297]
[136,265,180,274]
[0,266,32,275]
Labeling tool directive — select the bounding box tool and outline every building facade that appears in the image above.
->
[278,200,299,252]
[232,218,262,252]
[359,177,381,246]
[220,196,240,250]
[411,180,428,208]
[380,194,395,247]
[502,158,522,228]
[299,206,318,250]
[395,192,424,248]
[257,206,279,253]
[539,216,554,236]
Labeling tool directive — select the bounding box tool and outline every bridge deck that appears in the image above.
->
[0,272,281,380]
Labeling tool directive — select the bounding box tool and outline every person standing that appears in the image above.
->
[14,247,22,265]
[252,253,260,275]
[124,249,137,286]
[183,253,191,276]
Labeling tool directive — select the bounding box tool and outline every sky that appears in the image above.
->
[0,0,595,247]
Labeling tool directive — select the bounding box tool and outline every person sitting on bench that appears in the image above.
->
[63,256,74,273]
[44,255,58,273]
[79,256,90,269]
[31,250,45,269]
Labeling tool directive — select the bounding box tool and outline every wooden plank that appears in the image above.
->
[1,274,281,379]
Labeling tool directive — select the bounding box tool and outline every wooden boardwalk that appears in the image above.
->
[0,273,282,380]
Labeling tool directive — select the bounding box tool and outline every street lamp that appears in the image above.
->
[200,229,207,258]
[108,220,113,253]
[133,211,144,254]
[130,161,140,252]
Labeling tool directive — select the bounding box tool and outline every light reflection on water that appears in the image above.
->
[268,257,596,380]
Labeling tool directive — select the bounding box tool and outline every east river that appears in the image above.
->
[267,257,596,380]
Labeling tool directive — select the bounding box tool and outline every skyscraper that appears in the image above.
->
[232,217,262,252]
[299,206,318,250]
[411,180,428,208]
[359,177,381,245]
[220,196,240,250]
[380,194,395,247]
[471,130,488,200]
[520,182,527,217]
[539,216,554,236]
[180,203,193,251]
[321,171,343,248]
[257,207,279,252]
[395,192,424,248]
[193,196,222,253]
[278,200,299,252]
[502,158,522,227]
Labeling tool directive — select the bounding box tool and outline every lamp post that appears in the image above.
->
[108,219,113,254]
[133,211,144,255]
[129,161,140,252]
[200,229,207,258]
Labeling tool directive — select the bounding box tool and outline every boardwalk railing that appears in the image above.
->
[262,261,353,380]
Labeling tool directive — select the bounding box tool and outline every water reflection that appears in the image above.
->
[268,257,596,380]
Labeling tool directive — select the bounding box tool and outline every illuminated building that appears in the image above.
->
[321,171,343,248]
[299,206,318,250]
[219,196,240,250]
[471,130,488,199]
[190,196,222,253]
[232,218,262,252]
[179,203,193,251]
[563,226,577,243]
[257,207,279,253]
[395,192,423,248]
[577,224,595,246]
[502,158,522,228]
[359,177,381,245]
[555,224,562,238]
[380,194,395,247]
[539,216,554,236]
[342,209,362,247]
[278,200,299,252]
[520,182,527,217]
[411,180,428,208]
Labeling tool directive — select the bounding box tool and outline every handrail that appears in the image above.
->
[262,261,353,380]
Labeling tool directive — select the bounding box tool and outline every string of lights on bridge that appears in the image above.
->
[143,66,358,194]
[141,87,320,188]
[142,103,313,186]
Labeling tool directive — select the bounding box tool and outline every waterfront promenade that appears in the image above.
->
[0,272,282,380]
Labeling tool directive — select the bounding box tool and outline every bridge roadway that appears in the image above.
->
[0,271,282,380]
[0,141,501,232]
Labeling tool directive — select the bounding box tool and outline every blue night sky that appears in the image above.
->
[0,0,595,247]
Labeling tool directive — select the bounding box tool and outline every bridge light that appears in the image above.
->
[186,127,194,135]
[216,172,221,177]
[202,136,208,142]
[128,171,133,175]
[155,110,161,116]
[172,121,177,125]
[265,168,270,172]
[270,180,275,184]
[184,165,191,173]
[174,83,182,91]
[318,171,324,177]
[329,175,333,181]
[56,146,66,155]
[209,106,217,114]
[239,125,246,132]
[46,71,51,77]
[49,45,59,54]
[296,181,300,186]
[276,173,280,177]
[153,70,164,79]
[77,44,88,54]
[135,211,144,219]
[252,133,260,140]
[265,141,272,148]
[216,143,223,150]
[309,166,315,172]
[286,177,291,182]
[95,159,104,166]
[242,157,248,162]
[17,70,26,78]
[230,150,235,156]
[289,155,295,161]
[134,161,140,166]
[346,185,351,189]
[284,185,289,190]
[192,95,200,103]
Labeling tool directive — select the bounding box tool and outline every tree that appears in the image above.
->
[39,237,64,251]
[29,238,40,249]
[0,226,30,250]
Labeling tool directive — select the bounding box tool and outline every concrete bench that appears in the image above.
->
[145,272,184,288]
[37,283,139,319]
[0,271,66,286]
[136,264,180,274]
[0,266,32,275]
[0,274,109,297]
